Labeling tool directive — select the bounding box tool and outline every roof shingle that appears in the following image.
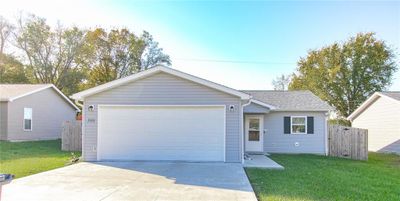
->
[380,91,400,101]
[241,90,332,111]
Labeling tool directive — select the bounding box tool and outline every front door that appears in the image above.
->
[245,115,264,152]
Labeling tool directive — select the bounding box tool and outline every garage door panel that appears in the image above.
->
[97,106,225,161]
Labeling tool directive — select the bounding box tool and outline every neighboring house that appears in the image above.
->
[71,66,331,163]
[0,84,79,141]
[348,92,400,154]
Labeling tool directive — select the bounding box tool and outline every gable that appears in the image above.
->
[351,96,400,122]
[0,84,79,111]
[353,97,400,125]
[348,93,400,121]
[72,66,250,100]
[243,102,270,113]
[10,87,78,111]
[88,72,240,102]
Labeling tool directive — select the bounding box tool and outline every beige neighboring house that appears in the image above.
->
[348,92,400,154]
[0,84,79,141]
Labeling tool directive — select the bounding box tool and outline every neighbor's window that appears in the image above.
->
[291,116,306,134]
[24,108,32,131]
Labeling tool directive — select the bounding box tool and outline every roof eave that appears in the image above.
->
[348,92,400,121]
[274,109,331,112]
[50,85,81,112]
[8,85,53,102]
[249,99,278,110]
[5,84,80,112]
[71,65,251,101]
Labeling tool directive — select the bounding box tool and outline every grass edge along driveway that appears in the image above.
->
[246,153,400,201]
[0,140,81,178]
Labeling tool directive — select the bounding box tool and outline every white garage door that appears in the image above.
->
[97,105,225,161]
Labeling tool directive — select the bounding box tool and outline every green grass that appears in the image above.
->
[246,153,400,201]
[0,140,81,178]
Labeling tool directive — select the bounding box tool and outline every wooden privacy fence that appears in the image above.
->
[61,121,82,151]
[328,125,368,160]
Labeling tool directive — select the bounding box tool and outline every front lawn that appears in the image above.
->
[0,140,81,178]
[246,153,400,201]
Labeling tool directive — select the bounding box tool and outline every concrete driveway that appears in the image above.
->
[2,162,257,201]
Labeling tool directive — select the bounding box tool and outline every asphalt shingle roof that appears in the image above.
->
[0,84,52,101]
[241,90,332,111]
[380,91,400,101]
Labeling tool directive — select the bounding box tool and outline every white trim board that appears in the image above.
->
[249,99,278,110]
[290,116,307,135]
[71,65,251,101]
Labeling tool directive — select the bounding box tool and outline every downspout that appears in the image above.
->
[74,98,85,161]
[241,99,252,164]
[324,112,329,156]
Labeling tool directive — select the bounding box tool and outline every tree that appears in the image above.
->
[0,16,14,54]
[272,74,291,90]
[289,33,398,118]
[0,53,29,83]
[13,14,86,94]
[1,13,171,94]
[140,31,171,69]
[81,28,170,87]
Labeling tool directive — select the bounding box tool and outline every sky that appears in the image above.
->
[1,0,399,90]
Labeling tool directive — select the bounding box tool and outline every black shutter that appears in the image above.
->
[284,116,291,134]
[307,116,314,134]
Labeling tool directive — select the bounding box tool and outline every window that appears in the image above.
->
[291,116,306,134]
[24,108,32,131]
[248,118,260,141]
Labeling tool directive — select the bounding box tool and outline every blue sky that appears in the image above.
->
[1,0,399,90]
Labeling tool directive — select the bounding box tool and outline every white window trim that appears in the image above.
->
[290,116,307,134]
[23,107,33,131]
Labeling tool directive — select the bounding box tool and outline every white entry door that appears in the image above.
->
[97,105,225,162]
[245,115,264,152]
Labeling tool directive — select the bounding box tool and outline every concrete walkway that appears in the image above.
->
[243,154,284,169]
[2,162,257,201]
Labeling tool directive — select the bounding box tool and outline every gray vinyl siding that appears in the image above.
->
[352,96,400,154]
[0,102,7,140]
[6,88,76,141]
[243,102,270,113]
[83,72,242,162]
[262,111,327,154]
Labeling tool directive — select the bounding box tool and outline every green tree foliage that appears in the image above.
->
[81,28,170,87]
[14,14,86,94]
[1,13,171,95]
[328,118,351,127]
[289,33,398,118]
[0,53,29,83]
